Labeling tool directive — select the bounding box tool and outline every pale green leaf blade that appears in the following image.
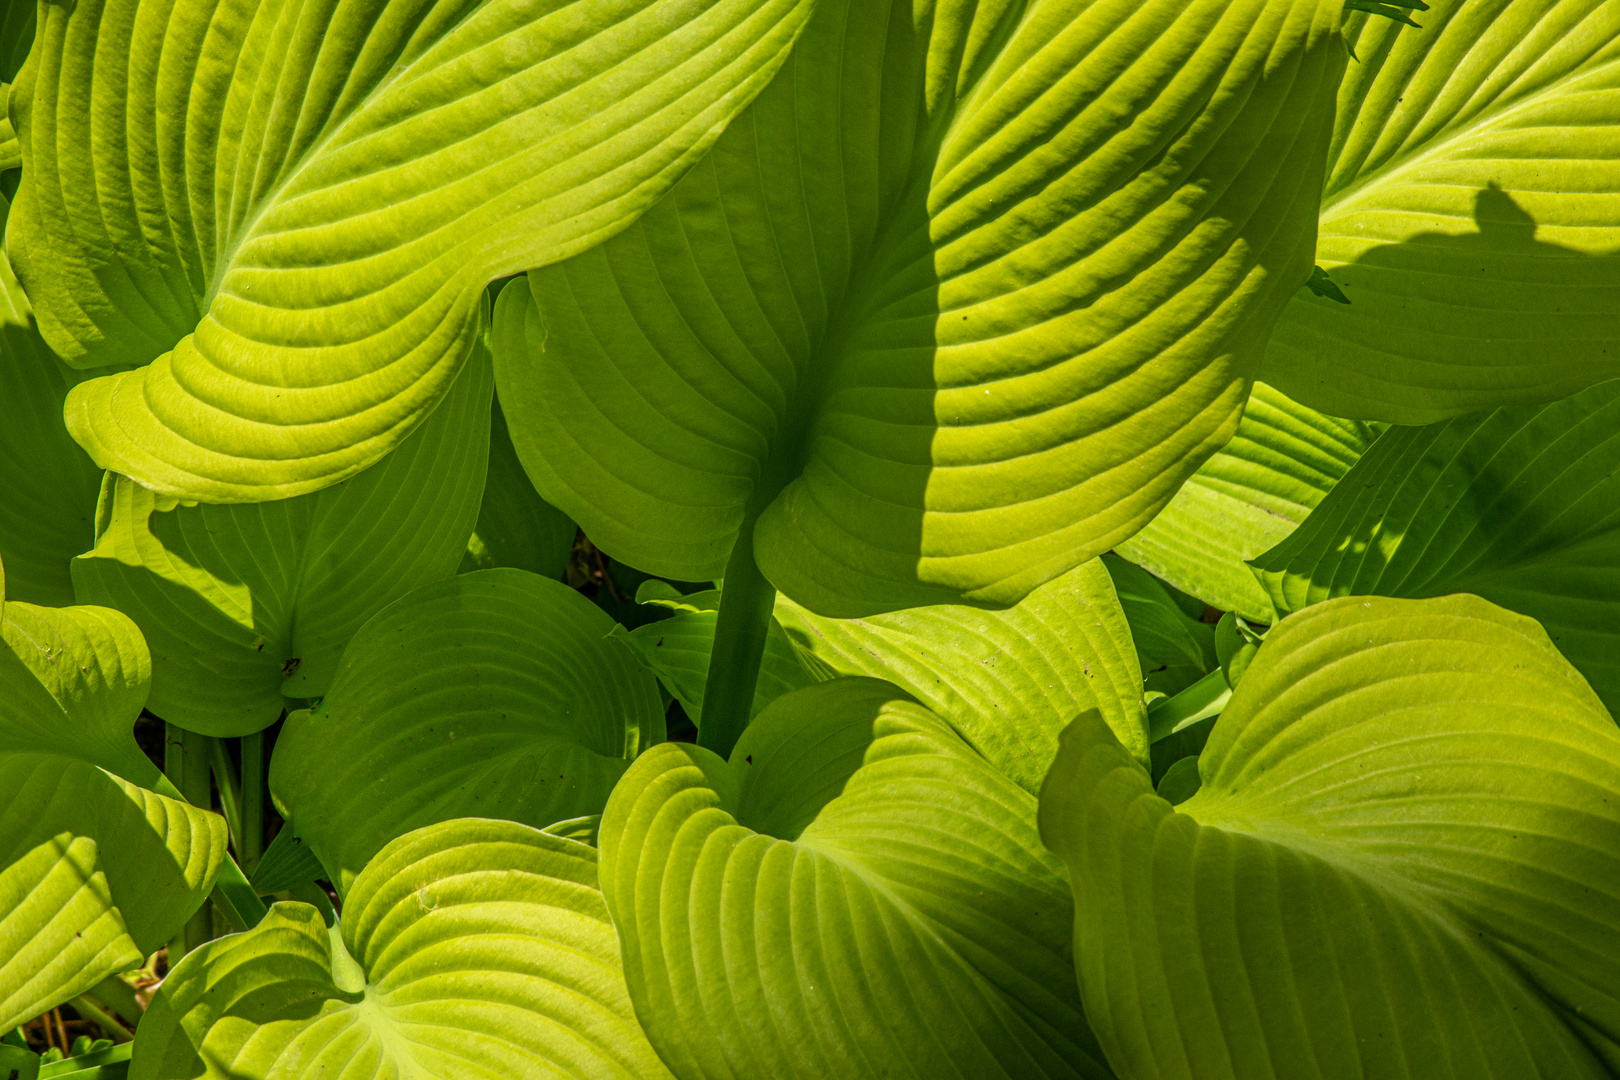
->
[270,569,664,892]
[496,0,1348,615]
[459,392,575,578]
[1114,382,1376,621]
[1262,2,1620,422]
[1251,378,1620,711]
[12,0,816,502]
[611,585,825,728]
[599,677,1113,1080]
[132,818,673,1080]
[70,343,493,735]
[0,600,226,1032]
[775,558,1147,792]
[1039,594,1620,1078]
[0,195,103,608]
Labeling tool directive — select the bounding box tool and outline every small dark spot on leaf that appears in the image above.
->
[746,755,753,765]
[282,657,302,677]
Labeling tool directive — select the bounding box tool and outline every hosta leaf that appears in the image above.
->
[599,677,1111,1080]
[1040,594,1620,1078]
[1114,382,1375,621]
[1262,1,1620,422]
[271,569,663,893]
[611,582,826,727]
[459,393,575,579]
[1251,378,1620,712]
[11,0,816,502]
[0,596,225,1031]
[495,0,1347,616]
[0,195,102,608]
[71,342,493,736]
[0,6,30,171]
[133,818,673,1080]
[775,558,1146,793]
[1103,555,1216,698]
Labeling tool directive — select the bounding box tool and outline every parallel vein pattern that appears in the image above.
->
[496,0,1347,616]
[270,569,664,891]
[1115,381,1375,622]
[1251,378,1620,712]
[775,557,1147,792]
[0,600,225,1032]
[1040,595,1620,1079]
[600,678,1113,1080]
[134,820,674,1080]
[1262,0,1620,421]
[11,0,815,501]
[72,342,494,735]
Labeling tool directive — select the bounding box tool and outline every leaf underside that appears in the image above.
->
[11,0,816,502]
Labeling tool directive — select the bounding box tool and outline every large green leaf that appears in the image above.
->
[494,0,1347,616]
[0,194,102,607]
[71,341,493,736]
[599,677,1112,1079]
[271,569,664,893]
[611,581,828,728]
[459,392,576,579]
[1040,594,1620,1079]
[1114,382,1375,621]
[1262,2,1620,423]
[0,594,225,1032]
[1251,378,1620,712]
[10,0,816,503]
[776,557,1146,793]
[133,818,673,1080]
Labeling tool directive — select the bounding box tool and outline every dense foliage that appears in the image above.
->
[1,0,1617,1077]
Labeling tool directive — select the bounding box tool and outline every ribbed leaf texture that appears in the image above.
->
[132,819,674,1080]
[0,597,225,1032]
[599,677,1114,1080]
[775,558,1147,793]
[10,0,816,502]
[611,582,829,728]
[1251,378,1620,712]
[270,569,664,892]
[1040,594,1620,1079]
[494,0,1347,616]
[71,341,493,735]
[1262,1,1620,422]
[1115,382,1375,622]
[0,194,102,608]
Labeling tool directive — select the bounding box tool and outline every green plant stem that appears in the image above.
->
[170,727,214,962]
[151,773,268,933]
[240,731,264,874]
[209,737,242,858]
[698,515,777,759]
[86,976,142,1029]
